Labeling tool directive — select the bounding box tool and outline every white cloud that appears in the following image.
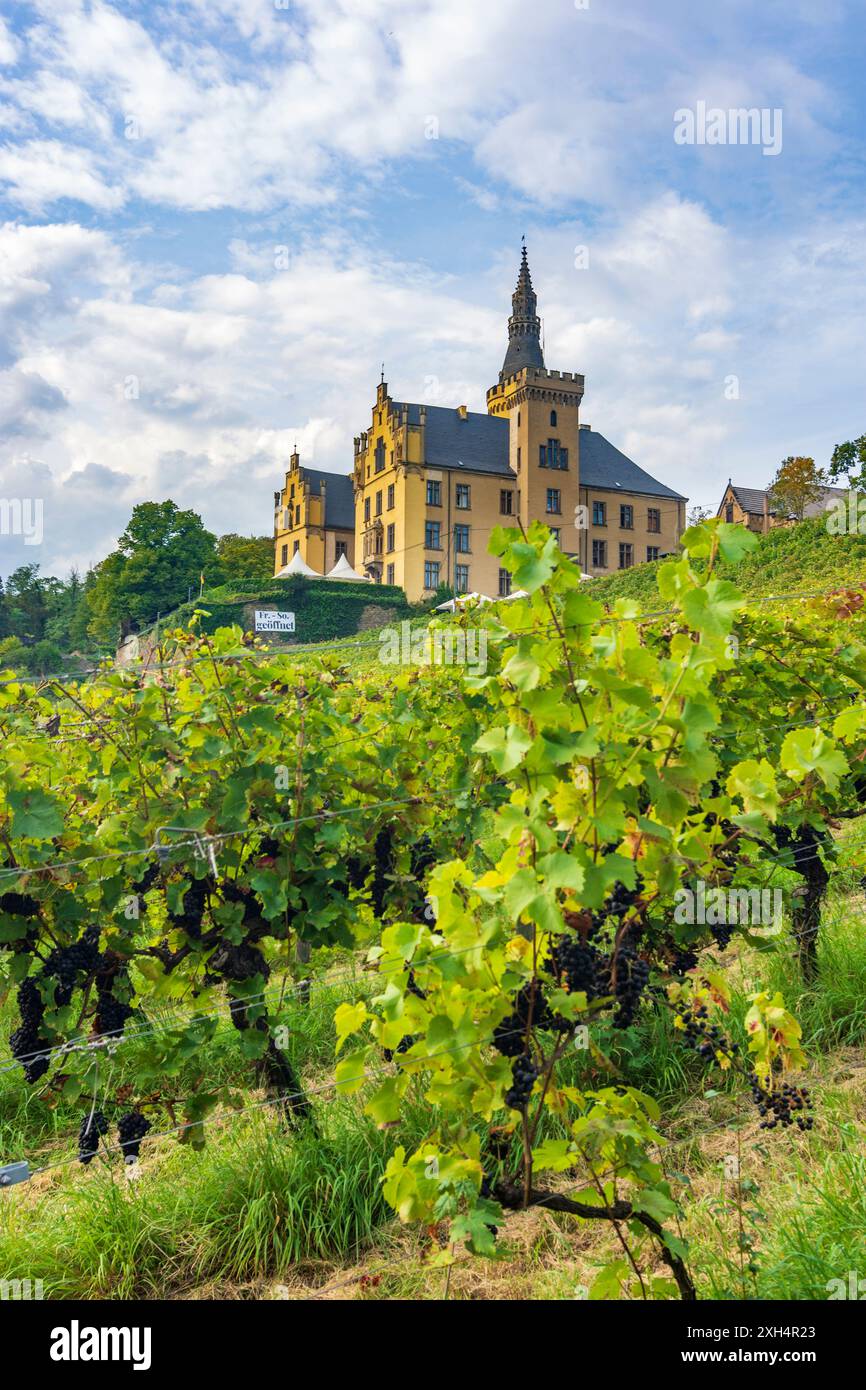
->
[0,140,124,213]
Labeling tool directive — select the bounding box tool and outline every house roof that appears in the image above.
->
[578,429,687,500]
[724,482,847,518]
[392,403,513,476]
[727,484,775,515]
[300,468,355,529]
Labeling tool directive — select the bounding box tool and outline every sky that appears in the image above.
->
[1,0,864,579]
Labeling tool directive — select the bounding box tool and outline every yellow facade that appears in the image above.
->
[273,251,687,598]
[273,450,355,576]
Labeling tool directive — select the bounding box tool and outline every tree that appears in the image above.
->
[213,534,274,588]
[766,456,828,522]
[5,565,48,642]
[828,434,866,492]
[687,504,712,527]
[85,501,219,643]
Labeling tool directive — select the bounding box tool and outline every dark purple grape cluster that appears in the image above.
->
[750,1077,813,1131]
[670,946,699,976]
[710,923,735,950]
[95,991,134,1036]
[170,877,209,939]
[117,1110,151,1161]
[611,942,650,1027]
[78,1110,109,1164]
[678,1001,736,1060]
[493,982,551,1055]
[0,891,40,919]
[550,935,606,1001]
[505,1053,539,1111]
[9,977,51,1083]
[131,862,161,896]
[370,828,394,918]
[44,925,101,1005]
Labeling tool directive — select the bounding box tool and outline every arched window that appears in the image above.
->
[550,409,557,427]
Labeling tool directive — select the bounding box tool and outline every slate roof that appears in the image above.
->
[578,429,687,500]
[729,484,775,515]
[725,483,847,518]
[300,468,355,529]
[392,403,512,476]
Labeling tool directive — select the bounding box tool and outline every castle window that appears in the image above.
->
[375,439,385,472]
[550,409,557,426]
[539,439,567,469]
[500,490,514,515]
[375,490,383,517]
[425,520,441,550]
[455,483,471,509]
[647,507,661,534]
[550,527,561,544]
[593,500,606,526]
[293,540,300,555]
[620,504,634,529]
[498,568,512,597]
[387,483,395,509]
[336,541,348,560]
[455,564,469,593]
[364,497,371,523]
[647,546,660,562]
[517,446,521,468]
[426,480,441,506]
[386,523,395,552]
[386,563,395,585]
[725,503,734,522]
[281,544,288,567]
[546,488,561,514]
[619,543,634,569]
[454,524,470,553]
[424,561,440,589]
[592,539,607,567]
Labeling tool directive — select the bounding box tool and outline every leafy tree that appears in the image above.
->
[766,456,828,522]
[213,534,274,588]
[85,501,219,643]
[5,565,48,642]
[828,434,866,492]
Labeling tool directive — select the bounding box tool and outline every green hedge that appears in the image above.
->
[143,577,413,646]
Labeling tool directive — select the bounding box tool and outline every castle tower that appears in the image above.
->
[487,246,584,537]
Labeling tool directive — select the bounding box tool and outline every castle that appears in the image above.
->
[273,248,687,601]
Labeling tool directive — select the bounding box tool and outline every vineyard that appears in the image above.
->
[2,517,866,1303]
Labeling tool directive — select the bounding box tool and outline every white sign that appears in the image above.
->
[254,610,296,633]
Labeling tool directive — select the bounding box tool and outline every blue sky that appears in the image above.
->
[1,0,864,577]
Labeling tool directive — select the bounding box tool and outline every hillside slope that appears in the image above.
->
[591,516,866,608]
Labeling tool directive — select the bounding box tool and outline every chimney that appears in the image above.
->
[456,404,468,420]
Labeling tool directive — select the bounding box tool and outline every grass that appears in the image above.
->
[3,877,866,1300]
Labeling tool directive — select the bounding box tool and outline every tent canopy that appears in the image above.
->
[325,553,372,582]
[433,591,493,613]
[275,550,322,578]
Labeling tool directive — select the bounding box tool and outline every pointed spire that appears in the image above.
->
[500,243,545,380]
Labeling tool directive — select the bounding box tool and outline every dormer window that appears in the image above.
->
[375,439,385,472]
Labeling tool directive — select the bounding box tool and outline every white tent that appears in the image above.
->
[434,591,494,613]
[275,550,323,578]
[496,588,530,603]
[324,553,372,582]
